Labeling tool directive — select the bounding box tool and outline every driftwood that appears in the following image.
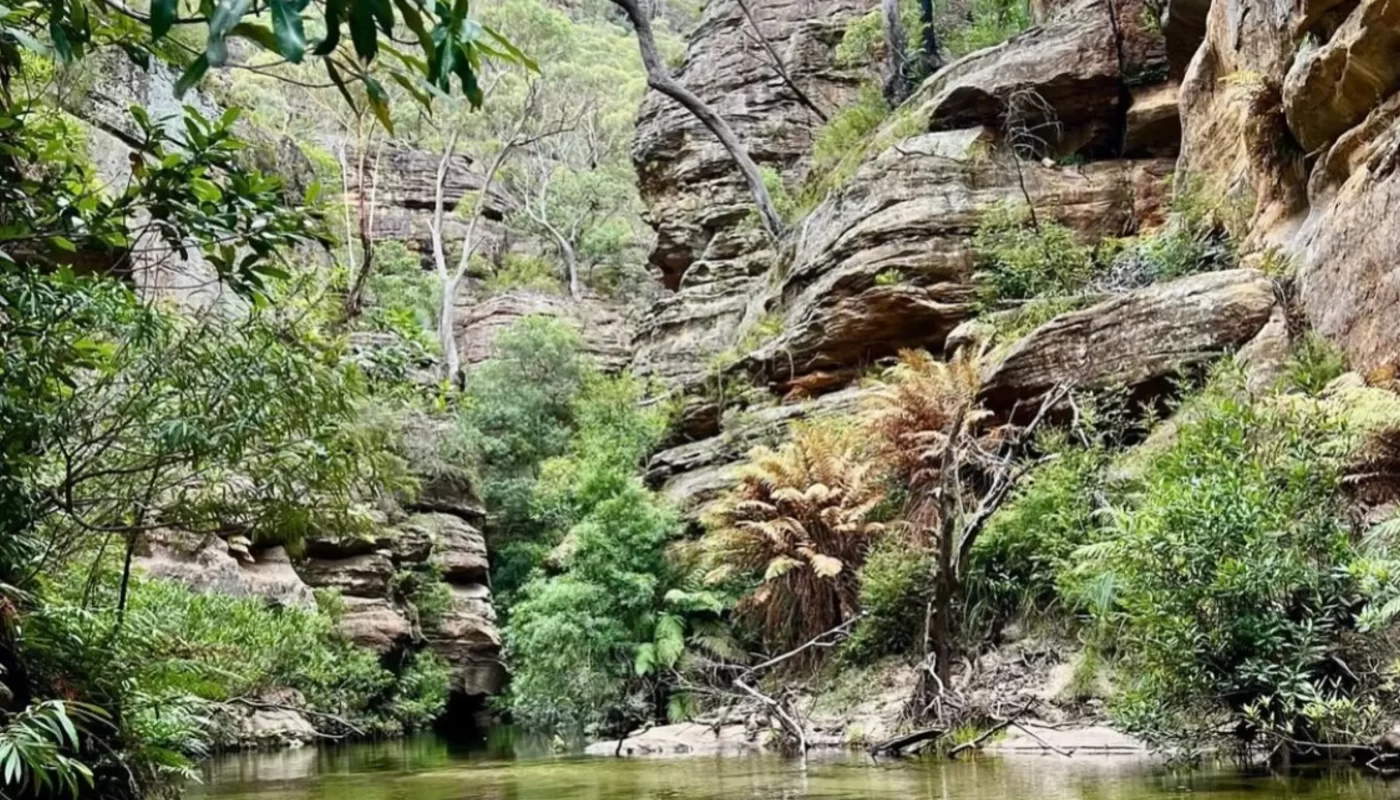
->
[868,726,945,756]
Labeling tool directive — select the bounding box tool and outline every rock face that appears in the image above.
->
[908,0,1166,154]
[342,143,512,261]
[136,533,314,608]
[457,290,636,372]
[1174,0,1400,372]
[759,134,1172,387]
[645,386,869,514]
[980,270,1278,410]
[136,505,504,715]
[630,0,874,388]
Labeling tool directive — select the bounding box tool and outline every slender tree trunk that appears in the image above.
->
[611,0,785,239]
[883,0,911,103]
[114,532,137,632]
[918,0,944,78]
[439,275,462,388]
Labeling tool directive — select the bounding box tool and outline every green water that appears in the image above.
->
[187,735,1400,800]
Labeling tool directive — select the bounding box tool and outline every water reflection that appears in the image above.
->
[189,735,1400,800]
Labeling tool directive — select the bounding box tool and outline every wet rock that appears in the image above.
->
[980,269,1277,411]
[227,689,319,749]
[425,609,505,697]
[585,723,761,758]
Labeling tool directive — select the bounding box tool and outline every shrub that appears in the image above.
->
[1076,376,1363,748]
[972,203,1096,305]
[945,0,1032,57]
[1284,331,1347,396]
[503,371,681,735]
[484,253,565,295]
[845,534,933,663]
[457,316,590,541]
[810,85,891,181]
[863,347,989,488]
[967,441,1109,626]
[703,423,887,659]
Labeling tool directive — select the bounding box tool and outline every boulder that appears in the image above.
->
[297,552,395,599]
[980,269,1277,410]
[399,513,490,584]
[906,0,1159,155]
[1124,82,1182,157]
[760,131,1172,386]
[222,689,319,749]
[337,597,412,653]
[1234,304,1292,395]
[585,723,761,758]
[1282,0,1400,156]
[135,533,314,608]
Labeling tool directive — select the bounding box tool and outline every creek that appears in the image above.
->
[185,733,1400,800]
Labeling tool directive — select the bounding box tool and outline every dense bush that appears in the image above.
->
[20,571,448,783]
[972,203,1096,306]
[967,440,1110,626]
[844,535,933,664]
[1077,377,1367,749]
[457,316,590,547]
[503,370,679,735]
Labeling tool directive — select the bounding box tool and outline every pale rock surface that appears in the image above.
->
[135,533,314,608]
[980,270,1277,410]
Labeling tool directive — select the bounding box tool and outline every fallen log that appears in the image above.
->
[868,726,945,756]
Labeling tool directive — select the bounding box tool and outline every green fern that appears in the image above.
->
[0,701,106,799]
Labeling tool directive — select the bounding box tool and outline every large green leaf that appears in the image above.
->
[269,0,305,62]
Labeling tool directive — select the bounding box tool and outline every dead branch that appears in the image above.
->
[610,0,785,238]
[869,726,945,756]
[734,0,827,122]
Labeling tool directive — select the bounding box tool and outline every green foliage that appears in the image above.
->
[21,571,445,780]
[457,316,590,546]
[1076,376,1362,748]
[845,535,932,664]
[1,0,530,131]
[972,203,1097,306]
[503,371,680,736]
[1105,177,1240,285]
[0,700,104,798]
[806,84,893,198]
[944,0,1032,57]
[969,440,1110,625]
[0,270,408,565]
[484,253,566,295]
[0,103,326,295]
[1284,332,1348,396]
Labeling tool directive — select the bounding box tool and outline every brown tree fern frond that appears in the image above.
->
[703,423,887,662]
